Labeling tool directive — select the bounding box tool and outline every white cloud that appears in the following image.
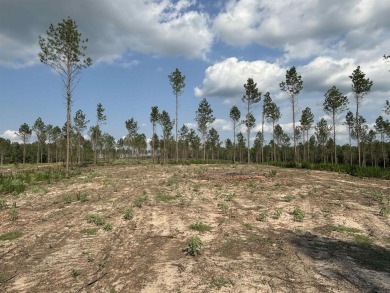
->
[1,130,21,143]
[0,0,214,68]
[195,57,285,100]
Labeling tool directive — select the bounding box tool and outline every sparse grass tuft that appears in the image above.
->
[123,207,133,220]
[70,268,81,278]
[81,228,98,236]
[189,221,212,232]
[257,211,268,222]
[292,207,305,222]
[210,278,230,289]
[284,194,295,202]
[103,223,113,231]
[272,208,282,219]
[330,224,362,234]
[133,193,147,208]
[86,214,105,226]
[0,231,23,241]
[186,236,203,256]
[8,202,18,221]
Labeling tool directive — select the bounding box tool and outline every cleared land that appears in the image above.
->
[0,163,390,292]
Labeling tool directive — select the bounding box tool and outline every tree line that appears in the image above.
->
[2,17,390,170]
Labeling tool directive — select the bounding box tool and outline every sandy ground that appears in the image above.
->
[0,163,389,292]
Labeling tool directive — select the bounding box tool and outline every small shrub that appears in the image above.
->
[292,207,305,222]
[64,195,72,204]
[257,211,268,222]
[186,236,203,256]
[189,221,212,232]
[70,268,81,278]
[103,223,113,231]
[86,214,105,226]
[99,260,106,268]
[0,231,23,241]
[76,191,88,202]
[133,194,147,208]
[123,207,133,220]
[217,202,229,214]
[272,208,282,219]
[330,224,361,234]
[379,206,390,218]
[87,253,94,262]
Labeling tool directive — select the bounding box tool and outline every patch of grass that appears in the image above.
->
[217,202,229,214]
[123,207,133,220]
[133,193,147,208]
[70,268,81,278]
[64,195,72,204]
[156,192,176,202]
[268,169,277,177]
[87,253,94,262]
[354,234,373,246]
[99,260,106,268]
[189,221,212,232]
[86,214,105,226]
[210,278,230,289]
[379,205,390,218]
[272,208,282,219]
[81,228,98,236]
[0,231,23,241]
[103,223,113,231]
[283,194,295,202]
[76,191,89,202]
[243,223,253,230]
[330,224,362,234]
[0,272,6,282]
[166,174,179,187]
[193,183,201,192]
[225,193,236,201]
[8,202,18,221]
[257,211,268,222]
[0,199,8,210]
[186,236,203,256]
[292,207,305,222]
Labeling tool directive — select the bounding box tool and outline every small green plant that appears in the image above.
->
[193,183,201,192]
[217,202,229,214]
[354,234,373,246]
[272,208,282,219]
[189,221,212,232]
[156,192,175,202]
[133,194,147,208]
[99,260,106,268]
[186,236,203,256]
[257,211,268,222]
[292,207,305,222]
[243,223,253,230]
[0,199,8,210]
[330,224,361,234]
[225,193,236,201]
[8,202,18,221]
[284,194,295,202]
[76,191,88,202]
[210,278,230,289]
[86,214,105,226]
[123,207,133,220]
[64,195,72,204]
[103,223,113,231]
[166,174,179,187]
[71,268,81,278]
[81,228,98,236]
[0,231,23,241]
[268,169,277,177]
[379,206,390,218]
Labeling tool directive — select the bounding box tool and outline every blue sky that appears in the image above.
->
[1,0,390,145]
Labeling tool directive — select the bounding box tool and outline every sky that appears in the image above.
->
[1,0,390,146]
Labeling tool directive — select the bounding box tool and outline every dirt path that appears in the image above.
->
[1,164,389,292]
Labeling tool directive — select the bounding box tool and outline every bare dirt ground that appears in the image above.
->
[1,163,390,292]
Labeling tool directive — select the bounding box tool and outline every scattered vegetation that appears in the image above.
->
[86,214,105,226]
[186,236,203,256]
[189,221,212,232]
[123,207,133,220]
[0,231,23,241]
[8,202,18,221]
[292,207,305,222]
[257,211,268,222]
[133,193,147,208]
[81,228,98,236]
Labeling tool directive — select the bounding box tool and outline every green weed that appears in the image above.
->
[292,207,305,222]
[81,228,98,235]
[123,207,133,220]
[186,236,203,256]
[0,231,23,241]
[86,214,105,226]
[189,221,212,232]
[257,211,268,222]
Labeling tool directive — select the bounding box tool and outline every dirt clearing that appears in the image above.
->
[1,164,389,292]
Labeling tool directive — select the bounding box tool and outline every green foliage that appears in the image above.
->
[186,236,203,256]
[86,214,105,226]
[354,234,373,246]
[8,202,18,221]
[156,192,176,202]
[81,228,98,236]
[133,194,147,208]
[64,195,72,204]
[257,211,268,222]
[70,268,81,278]
[217,202,229,214]
[210,278,230,289]
[189,221,212,232]
[0,231,23,241]
[0,199,8,210]
[283,194,295,202]
[87,253,94,262]
[103,223,113,231]
[76,191,89,202]
[292,207,305,222]
[379,206,390,218]
[272,208,283,219]
[123,207,133,220]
